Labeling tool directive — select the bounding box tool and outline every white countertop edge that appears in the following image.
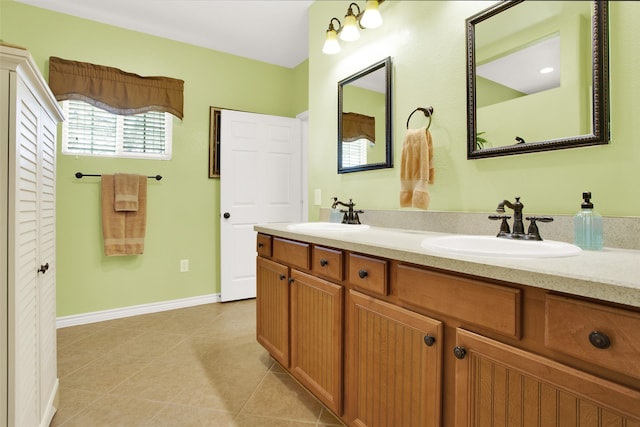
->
[255,224,640,309]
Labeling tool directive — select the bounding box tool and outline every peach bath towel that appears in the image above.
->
[114,173,140,211]
[400,128,434,210]
[102,174,147,256]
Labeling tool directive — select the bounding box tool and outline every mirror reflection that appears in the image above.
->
[467,1,609,158]
[338,57,392,173]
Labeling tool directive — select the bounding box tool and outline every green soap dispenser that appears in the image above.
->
[573,192,603,250]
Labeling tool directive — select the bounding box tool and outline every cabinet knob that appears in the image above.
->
[258,243,264,248]
[589,331,611,349]
[423,335,436,347]
[279,274,286,281]
[358,269,368,279]
[288,278,295,284]
[223,212,231,219]
[37,263,49,274]
[453,346,467,360]
[320,259,328,267]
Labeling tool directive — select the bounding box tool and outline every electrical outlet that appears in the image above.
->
[180,259,189,272]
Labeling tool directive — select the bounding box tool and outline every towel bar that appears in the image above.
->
[406,106,434,130]
[75,172,163,181]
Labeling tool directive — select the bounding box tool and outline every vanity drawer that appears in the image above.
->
[256,234,272,257]
[348,253,388,296]
[273,237,310,270]
[545,294,640,380]
[312,246,344,282]
[396,264,521,339]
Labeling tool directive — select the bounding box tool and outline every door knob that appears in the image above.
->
[223,212,231,219]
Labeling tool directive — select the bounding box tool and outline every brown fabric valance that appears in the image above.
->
[48,56,184,119]
[342,112,375,143]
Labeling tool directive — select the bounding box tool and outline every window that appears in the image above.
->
[61,100,172,160]
[341,138,368,167]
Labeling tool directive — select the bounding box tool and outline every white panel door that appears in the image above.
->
[220,110,302,302]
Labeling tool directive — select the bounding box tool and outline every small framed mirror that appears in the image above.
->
[338,57,392,173]
[467,1,609,159]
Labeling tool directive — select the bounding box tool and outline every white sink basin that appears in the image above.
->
[287,222,370,232]
[421,235,582,258]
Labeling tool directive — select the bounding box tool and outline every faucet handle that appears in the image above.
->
[525,216,553,241]
[489,214,511,237]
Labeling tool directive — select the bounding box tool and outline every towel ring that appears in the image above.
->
[406,106,434,130]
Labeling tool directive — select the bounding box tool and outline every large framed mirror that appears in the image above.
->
[467,1,609,159]
[338,57,392,173]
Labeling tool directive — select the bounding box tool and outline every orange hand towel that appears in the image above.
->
[102,174,147,256]
[114,173,140,211]
[400,128,434,210]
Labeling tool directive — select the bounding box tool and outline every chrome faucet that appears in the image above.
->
[331,198,363,224]
[489,196,553,241]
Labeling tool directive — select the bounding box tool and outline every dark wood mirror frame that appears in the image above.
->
[466,0,609,159]
[338,57,392,173]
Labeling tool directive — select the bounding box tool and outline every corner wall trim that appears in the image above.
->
[56,293,221,329]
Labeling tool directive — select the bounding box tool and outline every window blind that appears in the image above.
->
[62,100,171,159]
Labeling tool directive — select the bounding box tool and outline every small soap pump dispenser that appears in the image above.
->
[573,192,603,250]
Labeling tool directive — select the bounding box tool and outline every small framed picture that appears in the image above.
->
[208,107,221,178]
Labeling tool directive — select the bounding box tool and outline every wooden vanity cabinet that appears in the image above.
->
[256,235,344,414]
[256,256,290,367]
[454,328,640,426]
[256,233,640,426]
[290,270,344,414]
[346,290,443,427]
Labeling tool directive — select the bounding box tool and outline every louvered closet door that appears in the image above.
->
[10,74,58,427]
[11,74,42,427]
[37,99,57,420]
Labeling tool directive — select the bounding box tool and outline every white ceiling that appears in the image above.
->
[476,35,561,95]
[15,0,314,68]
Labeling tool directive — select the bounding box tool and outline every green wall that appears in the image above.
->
[2,0,638,317]
[1,1,308,316]
[308,1,639,218]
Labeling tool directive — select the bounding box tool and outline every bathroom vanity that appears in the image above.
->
[254,224,640,427]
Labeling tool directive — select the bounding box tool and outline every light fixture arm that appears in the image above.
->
[328,17,342,33]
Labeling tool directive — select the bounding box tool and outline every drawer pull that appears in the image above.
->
[453,346,467,360]
[320,259,328,267]
[589,331,611,349]
[358,269,368,279]
[423,335,436,347]
[278,274,286,281]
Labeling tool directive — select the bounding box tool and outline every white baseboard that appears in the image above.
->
[56,293,221,329]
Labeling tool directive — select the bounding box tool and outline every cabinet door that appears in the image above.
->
[256,257,290,367]
[454,329,640,427]
[290,270,344,414]
[347,290,443,427]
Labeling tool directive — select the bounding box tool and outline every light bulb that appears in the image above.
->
[361,1,383,29]
[340,10,360,41]
[323,28,341,54]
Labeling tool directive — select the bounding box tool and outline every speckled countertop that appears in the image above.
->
[254,223,640,309]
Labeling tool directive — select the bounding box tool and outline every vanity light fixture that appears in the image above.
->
[322,0,385,55]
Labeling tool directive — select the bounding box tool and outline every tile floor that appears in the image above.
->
[52,299,345,427]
